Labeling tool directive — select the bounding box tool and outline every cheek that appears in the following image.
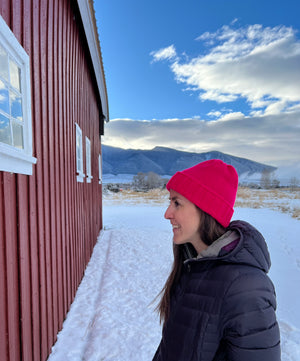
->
[188,220,200,234]
[189,213,201,233]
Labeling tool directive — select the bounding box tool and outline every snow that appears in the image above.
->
[47,199,300,361]
[103,166,300,187]
[102,174,135,184]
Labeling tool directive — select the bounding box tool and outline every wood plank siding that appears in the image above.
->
[0,1,106,360]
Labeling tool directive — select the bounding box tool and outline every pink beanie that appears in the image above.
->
[166,159,238,227]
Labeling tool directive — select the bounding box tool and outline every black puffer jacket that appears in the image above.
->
[153,220,281,361]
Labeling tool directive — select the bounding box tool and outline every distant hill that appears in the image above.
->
[102,145,276,177]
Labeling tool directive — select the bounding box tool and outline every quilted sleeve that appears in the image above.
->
[220,270,281,361]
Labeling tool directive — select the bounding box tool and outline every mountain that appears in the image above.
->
[102,145,276,177]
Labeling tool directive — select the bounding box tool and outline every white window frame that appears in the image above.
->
[85,136,92,183]
[75,123,85,182]
[0,15,36,175]
[98,154,102,184]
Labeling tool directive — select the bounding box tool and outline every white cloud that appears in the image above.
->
[199,89,238,103]
[150,45,177,62]
[154,24,300,116]
[231,18,239,26]
[218,112,245,121]
[0,94,6,102]
[207,110,222,118]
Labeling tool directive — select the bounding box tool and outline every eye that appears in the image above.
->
[174,200,180,207]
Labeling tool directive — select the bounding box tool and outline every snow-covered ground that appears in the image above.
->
[48,198,300,361]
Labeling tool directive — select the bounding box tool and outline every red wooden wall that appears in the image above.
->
[0,1,104,360]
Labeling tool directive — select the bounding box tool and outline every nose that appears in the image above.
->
[164,205,172,219]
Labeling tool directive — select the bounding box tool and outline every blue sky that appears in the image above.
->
[94,0,300,167]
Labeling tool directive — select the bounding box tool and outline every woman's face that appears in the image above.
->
[165,189,207,254]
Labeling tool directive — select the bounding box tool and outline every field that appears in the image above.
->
[103,186,300,220]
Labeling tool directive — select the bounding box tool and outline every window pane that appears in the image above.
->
[10,90,23,121]
[76,145,83,172]
[12,122,23,149]
[76,144,80,163]
[0,44,9,82]
[0,79,9,114]
[76,156,80,173]
[86,139,91,176]
[0,113,12,145]
[79,147,82,163]
[9,59,21,92]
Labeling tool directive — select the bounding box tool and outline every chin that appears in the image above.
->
[172,238,184,246]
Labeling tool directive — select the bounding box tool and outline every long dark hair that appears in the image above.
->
[157,208,226,324]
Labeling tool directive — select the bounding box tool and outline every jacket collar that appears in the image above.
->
[197,230,239,259]
[183,220,271,273]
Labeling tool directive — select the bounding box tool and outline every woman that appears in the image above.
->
[153,159,281,361]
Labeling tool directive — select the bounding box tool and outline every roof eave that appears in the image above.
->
[76,0,109,123]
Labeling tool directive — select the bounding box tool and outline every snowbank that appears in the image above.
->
[48,203,300,361]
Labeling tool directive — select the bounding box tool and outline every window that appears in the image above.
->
[75,123,85,182]
[98,154,102,184]
[0,15,36,175]
[86,137,92,183]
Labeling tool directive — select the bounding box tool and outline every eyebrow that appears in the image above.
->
[169,196,181,201]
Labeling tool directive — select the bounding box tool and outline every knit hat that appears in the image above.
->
[166,159,238,227]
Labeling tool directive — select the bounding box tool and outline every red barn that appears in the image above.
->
[0,1,108,360]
